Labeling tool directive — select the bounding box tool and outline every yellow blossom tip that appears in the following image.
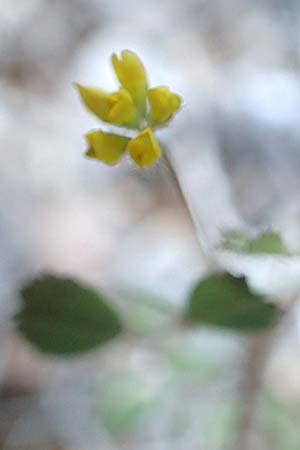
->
[147,86,182,125]
[75,83,111,121]
[111,50,147,115]
[127,128,162,168]
[75,82,138,127]
[85,130,130,165]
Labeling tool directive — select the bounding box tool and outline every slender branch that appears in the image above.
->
[162,151,219,272]
[161,148,298,450]
[234,330,276,450]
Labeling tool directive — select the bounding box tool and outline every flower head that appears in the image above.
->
[75,50,182,168]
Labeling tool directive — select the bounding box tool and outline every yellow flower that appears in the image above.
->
[112,50,147,115]
[75,83,110,121]
[75,50,182,169]
[127,128,162,168]
[75,83,138,128]
[85,128,162,168]
[85,130,130,165]
[107,88,138,126]
[147,86,181,125]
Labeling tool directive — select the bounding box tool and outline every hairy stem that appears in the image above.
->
[162,151,219,272]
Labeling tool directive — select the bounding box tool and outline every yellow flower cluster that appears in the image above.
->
[75,50,181,168]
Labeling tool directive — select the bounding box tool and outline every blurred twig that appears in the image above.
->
[234,330,276,450]
[234,290,300,450]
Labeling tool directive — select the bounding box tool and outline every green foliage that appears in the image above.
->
[185,272,281,331]
[166,344,222,378]
[263,392,300,450]
[96,373,155,434]
[16,275,123,356]
[205,404,236,449]
[221,230,288,255]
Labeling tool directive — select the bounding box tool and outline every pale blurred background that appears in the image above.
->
[1,1,300,449]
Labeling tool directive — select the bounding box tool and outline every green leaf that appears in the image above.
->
[248,231,287,254]
[16,275,123,356]
[221,230,288,255]
[185,272,281,331]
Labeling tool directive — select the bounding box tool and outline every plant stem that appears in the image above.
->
[162,149,294,450]
[162,151,219,272]
[234,291,300,450]
[234,330,276,450]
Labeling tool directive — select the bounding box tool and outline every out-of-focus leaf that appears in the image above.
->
[16,275,123,356]
[185,272,281,331]
[166,346,222,377]
[221,230,288,255]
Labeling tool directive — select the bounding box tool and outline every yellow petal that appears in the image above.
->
[74,83,110,121]
[85,130,130,165]
[127,128,162,168]
[108,88,138,127]
[111,50,147,115]
[85,145,96,159]
[147,86,182,125]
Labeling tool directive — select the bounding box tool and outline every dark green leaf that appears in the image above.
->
[185,272,281,331]
[221,230,288,255]
[16,275,123,356]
